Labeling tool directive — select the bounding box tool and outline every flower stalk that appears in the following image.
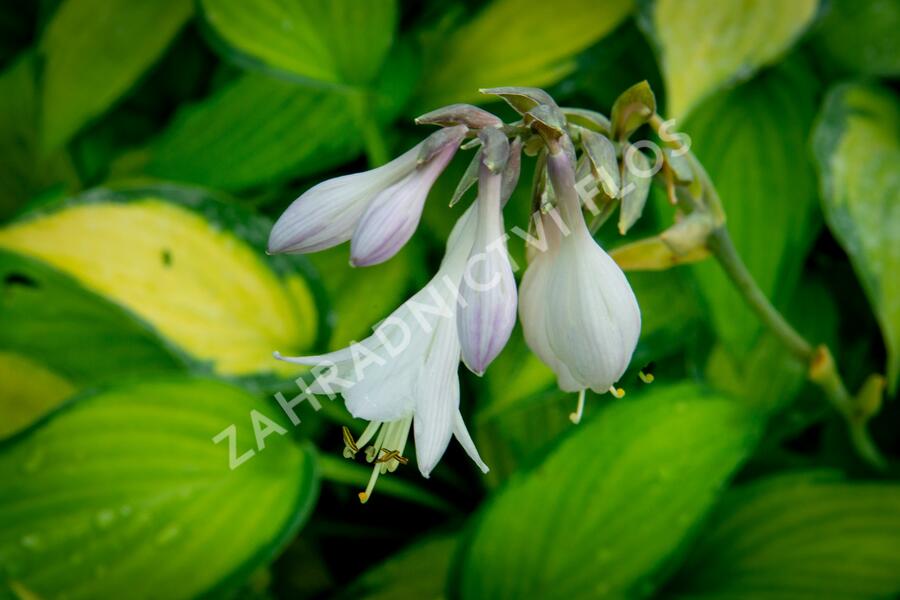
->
[647,113,886,469]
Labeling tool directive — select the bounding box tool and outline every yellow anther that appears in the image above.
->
[638,371,655,384]
[341,426,359,454]
[609,386,625,398]
[358,492,369,504]
[376,449,409,465]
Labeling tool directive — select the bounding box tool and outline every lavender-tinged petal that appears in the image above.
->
[268,146,418,254]
[457,165,517,374]
[351,141,460,266]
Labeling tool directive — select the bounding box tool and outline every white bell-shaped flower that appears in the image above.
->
[268,126,466,264]
[519,148,641,418]
[274,206,488,502]
[456,160,517,375]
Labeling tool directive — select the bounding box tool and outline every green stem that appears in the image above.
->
[706,197,885,468]
[706,227,812,361]
[647,113,886,468]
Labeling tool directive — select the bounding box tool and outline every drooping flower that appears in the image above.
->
[268,125,467,265]
[518,146,641,422]
[456,132,519,375]
[274,206,488,502]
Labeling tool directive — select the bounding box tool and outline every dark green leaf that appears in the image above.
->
[0,53,78,221]
[39,0,193,149]
[345,533,457,600]
[144,73,361,190]
[813,0,900,77]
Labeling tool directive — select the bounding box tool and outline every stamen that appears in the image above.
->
[569,389,586,424]
[359,462,381,504]
[376,449,409,465]
[356,421,382,448]
[341,426,359,457]
[354,417,413,502]
[609,386,625,398]
[638,370,655,384]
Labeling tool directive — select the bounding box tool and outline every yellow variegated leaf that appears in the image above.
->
[646,0,818,118]
[0,192,318,376]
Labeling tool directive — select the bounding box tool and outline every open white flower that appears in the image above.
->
[457,154,518,375]
[268,125,466,264]
[519,148,641,422]
[274,206,488,502]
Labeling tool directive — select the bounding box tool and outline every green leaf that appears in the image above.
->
[667,473,900,599]
[143,73,362,190]
[413,0,633,111]
[455,383,760,599]
[629,268,701,366]
[0,377,318,599]
[0,247,186,386]
[813,83,900,391]
[679,61,821,353]
[199,0,397,86]
[38,0,193,149]
[346,533,457,600]
[813,0,900,77]
[0,53,78,221]
[642,0,818,118]
[306,242,418,350]
[0,184,323,377]
[0,352,75,439]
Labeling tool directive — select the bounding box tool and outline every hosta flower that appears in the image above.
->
[268,125,466,265]
[457,134,518,375]
[274,207,488,502]
[519,147,641,422]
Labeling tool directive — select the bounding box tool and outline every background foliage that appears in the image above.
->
[1,0,899,598]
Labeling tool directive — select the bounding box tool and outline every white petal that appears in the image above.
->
[542,150,641,391]
[518,209,583,392]
[268,146,418,254]
[413,319,460,477]
[350,141,459,266]
[457,166,517,374]
[518,249,582,392]
[453,410,489,473]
